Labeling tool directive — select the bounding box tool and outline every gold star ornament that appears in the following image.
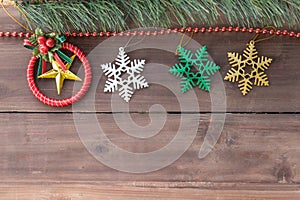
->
[38,54,82,95]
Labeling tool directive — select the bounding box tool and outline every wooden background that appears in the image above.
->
[0,7,299,200]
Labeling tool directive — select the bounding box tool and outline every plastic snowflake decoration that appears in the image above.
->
[169,45,220,93]
[101,47,148,102]
[224,40,272,95]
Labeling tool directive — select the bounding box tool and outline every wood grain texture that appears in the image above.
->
[0,113,299,183]
[0,7,299,200]
[0,183,299,200]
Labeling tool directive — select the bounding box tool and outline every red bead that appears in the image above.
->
[65,32,71,37]
[79,32,84,37]
[0,32,4,37]
[282,30,288,35]
[276,30,281,35]
[46,38,55,48]
[113,32,117,36]
[85,32,91,37]
[92,32,97,37]
[187,27,192,32]
[106,32,111,37]
[289,32,295,37]
[255,28,260,34]
[180,27,185,33]
[269,29,274,35]
[153,31,158,36]
[194,27,199,33]
[262,29,267,34]
[146,31,151,36]
[214,27,219,32]
[37,36,46,44]
[242,27,247,32]
[173,28,178,33]
[228,26,233,32]
[5,32,11,37]
[72,32,77,37]
[12,32,18,37]
[160,30,165,35]
[19,32,24,37]
[297,33,300,38]
[221,27,226,32]
[126,31,131,36]
[235,27,240,32]
[39,44,48,54]
[133,31,138,36]
[99,32,104,37]
[248,28,254,33]
[25,33,31,38]
[167,29,172,34]
[138,31,143,36]
[208,27,213,32]
[201,27,206,33]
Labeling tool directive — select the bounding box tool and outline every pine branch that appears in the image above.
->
[15,0,300,33]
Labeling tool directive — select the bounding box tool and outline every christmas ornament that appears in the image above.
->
[25,29,92,107]
[224,38,273,95]
[170,45,220,93]
[38,54,82,95]
[101,47,148,102]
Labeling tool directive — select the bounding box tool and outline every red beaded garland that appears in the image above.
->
[1,27,300,41]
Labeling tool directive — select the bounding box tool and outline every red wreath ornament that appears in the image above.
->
[25,29,92,107]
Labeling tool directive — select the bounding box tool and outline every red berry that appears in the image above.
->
[39,44,48,54]
[46,38,55,48]
[37,36,46,44]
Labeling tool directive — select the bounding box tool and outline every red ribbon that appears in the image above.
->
[24,39,35,50]
[42,59,47,74]
[54,52,66,71]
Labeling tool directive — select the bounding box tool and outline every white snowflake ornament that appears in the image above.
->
[101,47,149,102]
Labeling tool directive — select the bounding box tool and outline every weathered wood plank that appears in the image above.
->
[0,182,299,200]
[0,9,299,112]
[0,113,299,184]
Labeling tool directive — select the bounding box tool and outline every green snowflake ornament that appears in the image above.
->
[169,45,220,93]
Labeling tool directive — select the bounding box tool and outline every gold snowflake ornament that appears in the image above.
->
[224,40,272,95]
